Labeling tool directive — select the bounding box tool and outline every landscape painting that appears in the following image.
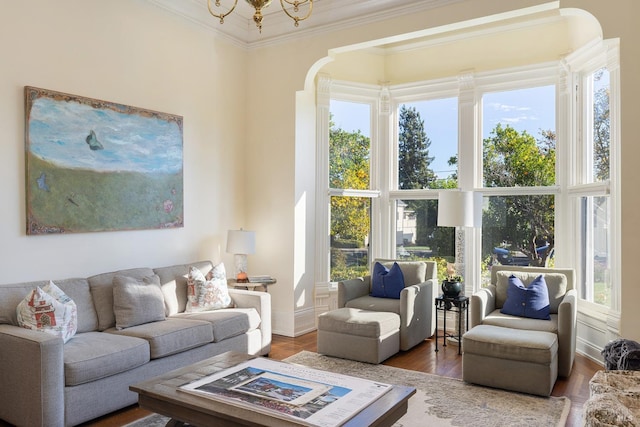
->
[25,86,183,234]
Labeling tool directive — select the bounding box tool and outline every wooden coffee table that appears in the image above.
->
[130,352,415,427]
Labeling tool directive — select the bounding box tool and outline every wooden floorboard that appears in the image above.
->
[7,331,601,427]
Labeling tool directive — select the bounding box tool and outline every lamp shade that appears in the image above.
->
[226,229,256,255]
[437,191,482,228]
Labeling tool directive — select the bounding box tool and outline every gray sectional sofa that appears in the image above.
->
[0,260,271,427]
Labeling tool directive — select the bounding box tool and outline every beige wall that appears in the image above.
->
[0,1,248,282]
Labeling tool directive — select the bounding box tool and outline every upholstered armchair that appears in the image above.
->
[469,265,577,377]
[337,259,438,351]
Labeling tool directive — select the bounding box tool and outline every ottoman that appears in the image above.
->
[317,307,400,364]
[462,324,558,396]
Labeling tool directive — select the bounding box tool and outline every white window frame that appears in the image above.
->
[316,51,619,319]
[315,76,383,283]
[563,39,621,323]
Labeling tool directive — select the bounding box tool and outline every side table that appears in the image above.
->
[227,277,276,292]
[435,295,469,355]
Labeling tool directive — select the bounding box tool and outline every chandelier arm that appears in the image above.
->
[280,0,310,5]
[279,0,313,25]
[207,0,239,23]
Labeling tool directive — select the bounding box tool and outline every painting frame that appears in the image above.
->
[25,86,184,235]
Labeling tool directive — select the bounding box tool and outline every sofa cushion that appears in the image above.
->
[154,261,213,316]
[63,332,150,386]
[463,324,558,365]
[495,271,567,313]
[88,267,155,331]
[173,308,261,342]
[482,309,558,334]
[56,278,99,333]
[0,278,98,333]
[16,281,78,343]
[501,275,551,320]
[113,275,166,330]
[318,307,400,338]
[345,295,401,315]
[105,318,213,359]
[371,262,405,299]
[186,264,232,312]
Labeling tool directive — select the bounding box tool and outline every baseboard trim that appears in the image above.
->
[272,306,317,337]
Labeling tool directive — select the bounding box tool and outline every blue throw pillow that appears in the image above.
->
[500,274,551,320]
[371,262,405,299]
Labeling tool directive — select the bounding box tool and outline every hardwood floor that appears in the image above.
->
[75,331,601,426]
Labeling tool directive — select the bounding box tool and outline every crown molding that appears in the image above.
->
[147,0,249,47]
[377,8,565,54]
[146,0,463,48]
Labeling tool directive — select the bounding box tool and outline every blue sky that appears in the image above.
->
[331,84,556,179]
[28,97,183,174]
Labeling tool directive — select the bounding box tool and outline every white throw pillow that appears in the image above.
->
[186,264,232,312]
[16,281,78,343]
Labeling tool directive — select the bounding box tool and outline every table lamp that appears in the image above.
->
[437,190,482,342]
[437,190,482,228]
[226,229,256,282]
[437,190,482,289]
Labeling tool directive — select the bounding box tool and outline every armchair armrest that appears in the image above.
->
[337,276,371,308]
[470,284,496,328]
[399,279,436,350]
[0,324,64,427]
[228,289,271,355]
[557,288,577,377]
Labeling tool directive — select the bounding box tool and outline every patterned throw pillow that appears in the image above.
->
[186,264,232,312]
[16,281,78,343]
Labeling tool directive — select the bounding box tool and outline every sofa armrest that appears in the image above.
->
[557,288,577,377]
[229,289,271,355]
[399,279,436,350]
[0,324,65,427]
[470,284,496,328]
[337,276,371,308]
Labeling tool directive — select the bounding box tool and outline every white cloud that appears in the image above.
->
[487,102,532,113]
[501,114,539,124]
[485,102,539,124]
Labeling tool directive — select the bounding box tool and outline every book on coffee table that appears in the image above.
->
[179,357,392,427]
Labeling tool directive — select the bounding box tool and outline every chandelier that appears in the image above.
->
[207,0,313,32]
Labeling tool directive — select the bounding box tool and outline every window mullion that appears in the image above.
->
[374,84,391,260]
[458,71,481,290]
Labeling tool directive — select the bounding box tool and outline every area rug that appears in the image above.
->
[286,351,570,426]
[125,351,570,427]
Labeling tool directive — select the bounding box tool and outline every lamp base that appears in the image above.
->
[234,254,249,282]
